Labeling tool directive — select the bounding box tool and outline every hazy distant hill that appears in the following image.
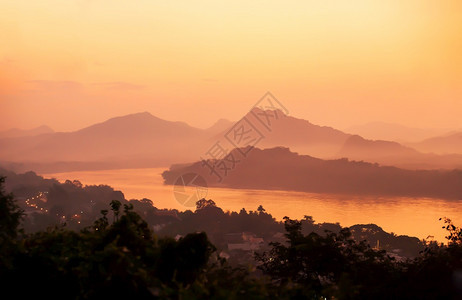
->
[338,135,418,166]
[162,147,462,199]
[346,122,449,143]
[217,109,462,169]
[0,109,357,172]
[411,132,462,155]
[340,135,418,157]
[0,112,210,172]
[0,125,54,139]
[2,109,462,173]
[338,135,462,169]
[215,108,352,158]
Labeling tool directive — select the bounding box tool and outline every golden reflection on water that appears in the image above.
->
[43,168,462,243]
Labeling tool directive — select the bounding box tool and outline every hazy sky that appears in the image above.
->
[1,0,461,132]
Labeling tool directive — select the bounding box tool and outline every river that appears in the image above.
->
[42,167,462,243]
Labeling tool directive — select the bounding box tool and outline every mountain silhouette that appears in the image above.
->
[2,109,462,173]
[338,135,418,160]
[0,109,355,172]
[216,107,351,158]
[218,108,462,169]
[411,131,462,155]
[338,135,462,169]
[346,122,449,143]
[162,147,462,199]
[0,112,209,172]
[0,125,54,139]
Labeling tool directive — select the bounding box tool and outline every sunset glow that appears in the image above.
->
[1,0,461,131]
[3,2,462,296]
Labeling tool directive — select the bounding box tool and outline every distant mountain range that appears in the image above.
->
[214,108,462,170]
[337,134,462,170]
[162,147,462,200]
[346,122,452,143]
[1,109,462,173]
[0,112,217,172]
[0,125,54,139]
[243,108,350,158]
[410,132,462,155]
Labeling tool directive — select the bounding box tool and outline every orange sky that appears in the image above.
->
[1,0,461,132]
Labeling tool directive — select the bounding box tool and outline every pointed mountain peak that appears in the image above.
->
[248,106,288,118]
[103,111,161,123]
[123,111,155,118]
[76,111,167,134]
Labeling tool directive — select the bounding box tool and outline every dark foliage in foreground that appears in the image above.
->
[1,202,215,299]
[256,217,462,299]
[1,176,462,299]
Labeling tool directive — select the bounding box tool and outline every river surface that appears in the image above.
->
[42,167,462,243]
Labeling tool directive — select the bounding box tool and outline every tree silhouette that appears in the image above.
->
[257,205,266,214]
[195,198,216,210]
[255,217,399,298]
[0,176,24,270]
[110,199,122,222]
[0,177,23,242]
[440,217,462,244]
